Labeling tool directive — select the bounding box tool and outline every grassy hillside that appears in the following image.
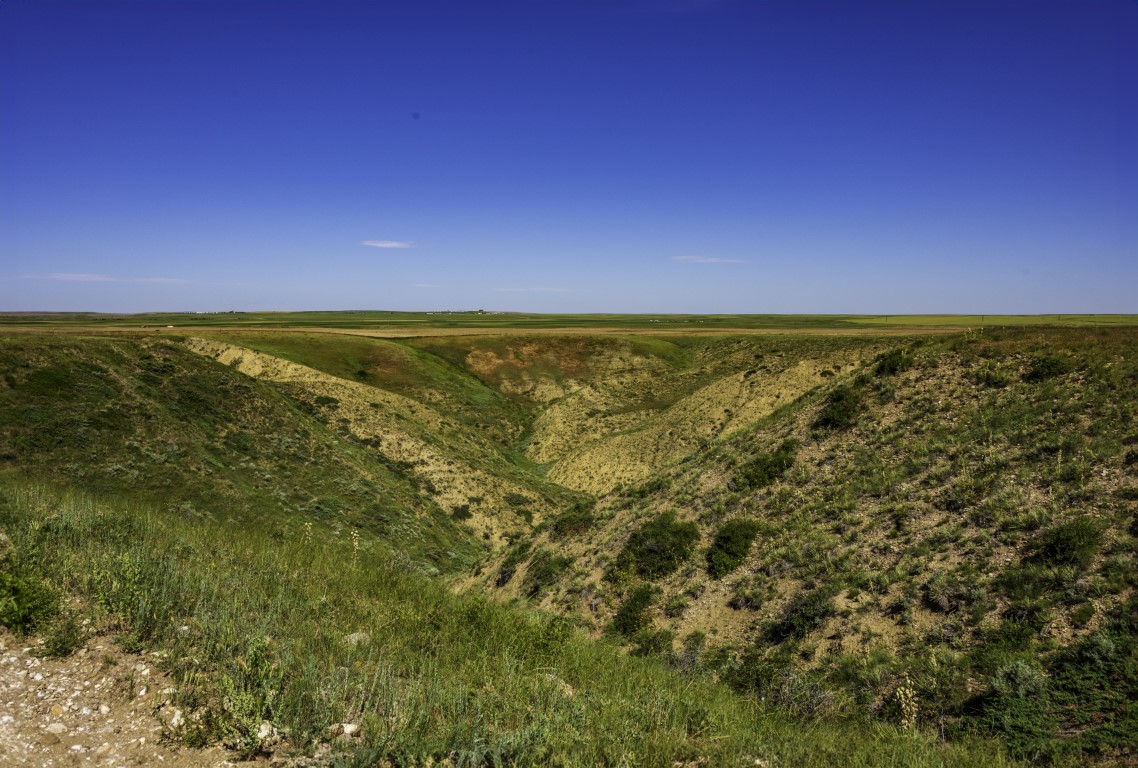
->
[0,482,1010,767]
[0,333,480,572]
[491,327,1138,764]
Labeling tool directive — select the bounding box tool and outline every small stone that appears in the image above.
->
[99,704,110,715]
[343,631,371,647]
[46,722,66,734]
[137,686,147,698]
[50,704,64,716]
[340,722,359,737]
[169,709,184,729]
[256,720,274,740]
[95,743,111,755]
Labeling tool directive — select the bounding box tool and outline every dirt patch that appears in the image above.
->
[0,627,228,767]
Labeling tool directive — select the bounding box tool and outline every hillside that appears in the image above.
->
[2,323,1135,765]
[488,327,1138,763]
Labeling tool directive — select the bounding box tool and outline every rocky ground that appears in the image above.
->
[0,626,335,768]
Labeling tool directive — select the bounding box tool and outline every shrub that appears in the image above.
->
[874,348,911,377]
[813,385,862,430]
[523,549,572,598]
[0,570,58,635]
[1035,516,1105,568]
[550,502,595,540]
[737,439,797,490]
[450,504,472,521]
[613,512,699,580]
[706,519,761,579]
[768,587,836,641]
[41,612,85,657]
[610,584,659,637]
[1024,354,1073,382]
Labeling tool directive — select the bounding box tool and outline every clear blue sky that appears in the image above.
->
[2,0,1135,314]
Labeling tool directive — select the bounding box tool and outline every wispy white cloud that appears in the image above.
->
[494,287,570,294]
[28,273,193,284]
[672,255,745,264]
[362,240,413,249]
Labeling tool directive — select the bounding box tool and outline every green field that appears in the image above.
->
[2,310,1137,332]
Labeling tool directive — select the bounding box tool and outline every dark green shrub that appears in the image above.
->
[523,549,572,598]
[706,519,761,579]
[0,570,58,635]
[550,502,595,540]
[768,587,836,641]
[1035,516,1105,568]
[610,584,659,637]
[1024,354,1073,382]
[874,348,911,377]
[504,492,531,507]
[613,512,699,580]
[971,661,1055,759]
[313,395,339,407]
[450,504,472,521]
[41,612,85,657]
[737,439,797,490]
[813,385,862,430]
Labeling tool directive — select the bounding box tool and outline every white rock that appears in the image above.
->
[340,722,359,737]
[46,722,66,734]
[170,709,184,729]
[99,704,110,715]
[343,632,370,647]
[256,720,274,740]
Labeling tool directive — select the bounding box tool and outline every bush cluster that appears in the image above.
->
[706,519,761,579]
[812,385,862,430]
[610,584,659,636]
[549,501,595,540]
[613,512,699,580]
[737,439,797,490]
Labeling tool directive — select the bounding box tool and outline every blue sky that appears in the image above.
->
[2,0,1135,314]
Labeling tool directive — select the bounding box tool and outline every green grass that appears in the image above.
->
[0,482,1012,766]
